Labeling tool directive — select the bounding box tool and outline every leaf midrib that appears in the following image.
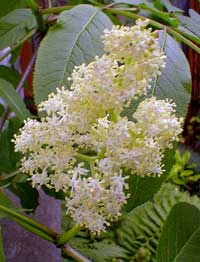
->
[172,224,200,262]
[59,8,99,87]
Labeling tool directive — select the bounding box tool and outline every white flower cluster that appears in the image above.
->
[13,19,182,234]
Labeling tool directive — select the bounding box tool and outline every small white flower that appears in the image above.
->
[13,20,182,234]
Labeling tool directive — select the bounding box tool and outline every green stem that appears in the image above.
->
[75,152,96,163]
[57,225,82,246]
[0,29,36,63]
[106,9,200,54]
[0,203,90,261]
[40,5,74,14]
[151,26,167,96]
[39,4,200,53]
[139,3,179,27]
[0,204,57,239]
[11,216,55,242]
[28,0,46,32]
[167,27,200,55]
[62,244,92,262]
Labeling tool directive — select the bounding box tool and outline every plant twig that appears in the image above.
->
[0,47,38,132]
[0,107,10,132]
[28,0,46,32]
[0,204,58,239]
[0,201,90,262]
[75,152,96,163]
[16,50,37,94]
[106,8,200,54]
[57,225,82,246]
[40,5,74,14]
[61,244,92,262]
[0,29,36,63]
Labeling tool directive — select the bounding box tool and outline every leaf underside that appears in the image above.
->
[34,4,113,105]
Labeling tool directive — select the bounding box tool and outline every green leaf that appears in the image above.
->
[116,183,200,261]
[0,117,21,173]
[0,227,5,262]
[125,147,175,211]
[157,202,200,262]
[0,65,28,89]
[0,78,30,122]
[155,32,191,118]
[156,0,183,12]
[178,9,200,40]
[66,238,128,262]
[113,0,148,4]
[42,185,65,200]
[123,30,191,209]
[34,4,113,105]
[9,182,39,212]
[0,9,36,50]
[0,0,27,18]
[0,104,4,117]
[0,189,15,218]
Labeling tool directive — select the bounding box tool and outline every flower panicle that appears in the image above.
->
[13,19,182,234]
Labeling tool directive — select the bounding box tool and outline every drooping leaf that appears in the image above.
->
[157,202,200,262]
[0,117,21,173]
[112,0,150,4]
[0,65,28,89]
[0,189,15,218]
[0,78,30,122]
[34,4,113,105]
[125,146,175,211]
[155,32,191,118]
[0,0,27,18]
[156,0,183,12]
[122,32,191,119]
[123,31,191,209]
[0,227,5,262]
[9,182,39,212]
[116,183,200,261]
[66,238,128,262]
[178,9,200,40]
[0,104,4,117]
[0,9,36,50]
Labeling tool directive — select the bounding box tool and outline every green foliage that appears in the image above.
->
[0,189,15,218]
[0,79,30,122]
[124,30,191,210]
[9,181,39,212]
[154,0,183,12]
[178,9,200,41]
[167,150,200,187]
[155,32,191,117]
[116,183,200,261]
[64,238,128,262]
[110,0,183,12]
[0,9,36,50]
[0,117,21,173]
[0,1,199,261]
[125,147,175,211]
[157,202,200,262]
[0,0,27,18]
[34,4,113,105]
[0,66,28,89]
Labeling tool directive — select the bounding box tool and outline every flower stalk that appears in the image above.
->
[57,225,82,246]
[0,204,57,240]
[28,0,46,32]
[0,202,89,261]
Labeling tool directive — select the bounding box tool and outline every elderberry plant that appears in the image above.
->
[13,20,182,234]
